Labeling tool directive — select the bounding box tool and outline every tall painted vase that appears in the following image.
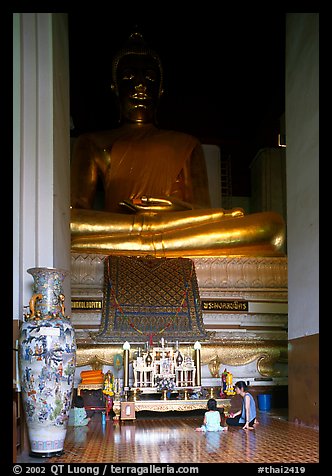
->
[19,267,76,457]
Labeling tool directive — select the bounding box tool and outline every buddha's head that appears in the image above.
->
[111,31,164,124]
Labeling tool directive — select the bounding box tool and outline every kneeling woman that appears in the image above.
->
[226,381,258,430]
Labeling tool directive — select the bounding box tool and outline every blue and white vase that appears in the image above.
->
[19,267,76,458]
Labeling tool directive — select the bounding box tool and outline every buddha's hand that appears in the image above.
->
[119,196,193,213]
[223,208,245,218]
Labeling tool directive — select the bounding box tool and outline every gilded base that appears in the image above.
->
[112,398,231,420]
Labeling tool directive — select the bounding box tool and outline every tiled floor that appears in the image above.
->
[17,409,319,464]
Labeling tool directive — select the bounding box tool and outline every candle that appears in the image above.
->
[194,341,201,386]
[123,341,130,390]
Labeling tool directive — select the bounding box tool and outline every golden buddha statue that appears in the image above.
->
[70,31,285,257]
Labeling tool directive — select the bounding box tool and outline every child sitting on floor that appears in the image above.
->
[68,395,91,427]
[195,398,228,432]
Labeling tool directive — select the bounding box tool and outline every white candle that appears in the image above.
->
[123,341,130,389]
[194,341,201,386]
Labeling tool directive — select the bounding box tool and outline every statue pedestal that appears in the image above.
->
[71,254,288,389]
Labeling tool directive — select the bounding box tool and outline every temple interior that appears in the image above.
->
[12,12,319,467]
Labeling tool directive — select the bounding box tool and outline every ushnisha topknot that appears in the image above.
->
[111,30,164,96]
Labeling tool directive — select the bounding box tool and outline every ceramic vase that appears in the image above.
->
[19,267,76,457]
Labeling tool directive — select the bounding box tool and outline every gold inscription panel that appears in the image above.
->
[201,300,248,312]
[71,299,103,311]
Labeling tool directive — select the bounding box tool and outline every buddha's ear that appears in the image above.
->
[111,82,119,96]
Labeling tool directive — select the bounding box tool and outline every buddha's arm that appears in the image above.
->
[183,143,211,208]
[119,196,194,212]
[71,135,100,209]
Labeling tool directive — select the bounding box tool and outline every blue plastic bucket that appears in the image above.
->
[257,394,272,411]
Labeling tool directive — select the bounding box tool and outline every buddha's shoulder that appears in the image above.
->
[74,129,120,147]
[155,128,201,146]
[74,126,201,148]
[154,126,197,140]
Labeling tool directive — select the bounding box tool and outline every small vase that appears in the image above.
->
[145,351,153,366]
[161,390,172,400]
[176,351,183,366]
[18,267,76,458]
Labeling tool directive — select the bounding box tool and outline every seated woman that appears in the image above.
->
[70,31,285,257]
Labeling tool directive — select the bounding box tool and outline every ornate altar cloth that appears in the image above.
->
[91,255,208,343]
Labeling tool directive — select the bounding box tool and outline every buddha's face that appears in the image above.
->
[116,54,161,124]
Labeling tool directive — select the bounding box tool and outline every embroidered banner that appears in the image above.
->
[91,255,208,343]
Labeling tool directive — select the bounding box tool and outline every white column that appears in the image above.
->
[13,13,71,320]
[286,13,319,339]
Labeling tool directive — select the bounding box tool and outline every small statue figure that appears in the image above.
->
[102,370,114,420]
[102,370,114,396]
[28,293,43,318]
[225,370,236,396]
[220,368,228,398]
[105,394,113,420]
[58,293,66,317]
